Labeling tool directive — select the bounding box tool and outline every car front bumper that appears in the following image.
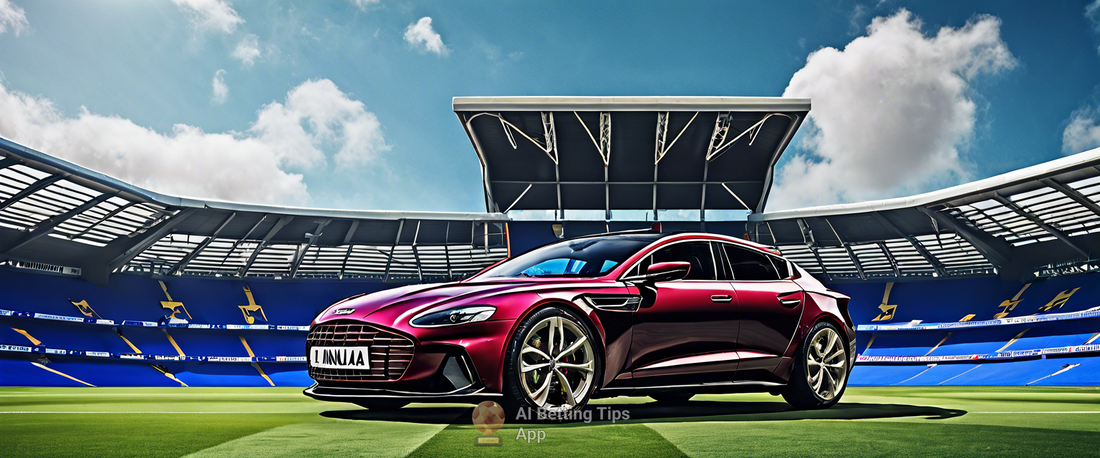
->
[304,318,516,403]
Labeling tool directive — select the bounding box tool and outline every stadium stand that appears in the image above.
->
[5,95,1100,388]
[836,275,1100,386]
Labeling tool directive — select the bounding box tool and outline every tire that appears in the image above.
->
[502,306,601,419]
[782,321,850,410]
[650,392,694,404]
[354,399,409,411]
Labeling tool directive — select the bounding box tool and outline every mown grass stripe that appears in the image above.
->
[182,421,447,458]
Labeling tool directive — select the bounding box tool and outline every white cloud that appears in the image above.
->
[1064,108,1100,154]
[211,69,228,104]
[231,34,262,66]
[171,0,243,34]
[351,0,380,11]
[404,17,448,56]
[0,78,389,205]
[769,9,1016,210]
[0,0,28,36]
[251,79,389,169]
[1088,0,1100,31]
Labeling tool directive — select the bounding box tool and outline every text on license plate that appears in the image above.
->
[310,346,370,369]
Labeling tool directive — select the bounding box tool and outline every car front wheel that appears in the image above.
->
[503,306,601,417]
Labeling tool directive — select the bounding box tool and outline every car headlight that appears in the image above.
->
[410,305,496,327]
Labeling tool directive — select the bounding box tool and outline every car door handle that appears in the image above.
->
[711,295,733,303]
[779,298,801,307]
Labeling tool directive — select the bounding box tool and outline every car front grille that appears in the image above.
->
[306,321,415,381]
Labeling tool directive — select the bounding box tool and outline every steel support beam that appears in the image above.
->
[842,243,866,280]
[169,212,237,275]
[705,113,731,160]
[217,214,267,271]
[877,241,901,277]
[383,219,406,282]
[541,112,558,163]
[239,215,293,277]
[0,193,113,256]
[411,221,423,282]
[992,193,1090,258]
[0,157,20,171]
[1041,178,1100,218]
[757,114,801,214]
[338,220,359,280]
[543,111,563,219]
[458,113,500,213]
[871,212,947,277]
[68,201,135,242]
[823,217,865,280]
[0,174,65,212]
[441,221,453,279]
[289,219,330,278]
[917,207,1011,270]
[107,208,198,273]
[797,219,831,281]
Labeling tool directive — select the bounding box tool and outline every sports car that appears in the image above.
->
[304,230,855,413]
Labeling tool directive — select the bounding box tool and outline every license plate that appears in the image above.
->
[310,346,370,370]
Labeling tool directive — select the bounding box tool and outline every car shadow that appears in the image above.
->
[320,400,965,425]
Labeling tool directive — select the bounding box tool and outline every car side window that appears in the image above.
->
[649,242,717,281]
[713,242,734,280]
[770,255,791,279]
[723,244,781,281]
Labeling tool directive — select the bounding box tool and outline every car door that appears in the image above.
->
[626,240,740,379]
[720,243,803,373]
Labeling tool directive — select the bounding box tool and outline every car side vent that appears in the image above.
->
[581,294,642,311]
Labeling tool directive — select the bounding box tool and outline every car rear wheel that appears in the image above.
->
[503,306,601,418]
[782,321,849,410]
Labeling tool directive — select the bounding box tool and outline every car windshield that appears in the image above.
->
[478,235,661,278]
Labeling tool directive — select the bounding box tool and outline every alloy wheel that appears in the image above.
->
[806,326,847,401]
[517,316,595,412]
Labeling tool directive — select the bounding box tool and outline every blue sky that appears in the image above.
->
[0,0,1099,215]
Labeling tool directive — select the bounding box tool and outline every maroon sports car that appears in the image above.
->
[304,230,855,413]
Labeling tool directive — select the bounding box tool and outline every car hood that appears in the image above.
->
[313,279,545,327]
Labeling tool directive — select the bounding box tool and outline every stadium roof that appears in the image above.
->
[0,137,508,285]
[454,96,809,217]
[747,147,1100,282]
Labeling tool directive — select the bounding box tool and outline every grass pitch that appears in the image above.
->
[2,386,1099,457]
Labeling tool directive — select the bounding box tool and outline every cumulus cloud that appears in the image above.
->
[351,0,380,11]
[231,34,262,66]
[769,9,1016,210]
[404,17,448,56]
[211,69,228,104]
[0,0,28,36]
[171,0,243,34]
[0,78,388,205]
[1064,108,1100,154]
[251,79,389,169]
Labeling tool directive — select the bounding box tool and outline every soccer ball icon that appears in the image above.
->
[472,401,506,435]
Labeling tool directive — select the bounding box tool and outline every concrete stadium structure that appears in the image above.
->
[1,97,1098,387]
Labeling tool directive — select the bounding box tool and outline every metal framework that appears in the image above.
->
[0,137,508,284]
[455,96,809,218]
[752,146,1100,282]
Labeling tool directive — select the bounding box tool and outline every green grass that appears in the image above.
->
[2,386,1100,457]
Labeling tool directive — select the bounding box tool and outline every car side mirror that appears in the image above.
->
[623,261,691,283]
